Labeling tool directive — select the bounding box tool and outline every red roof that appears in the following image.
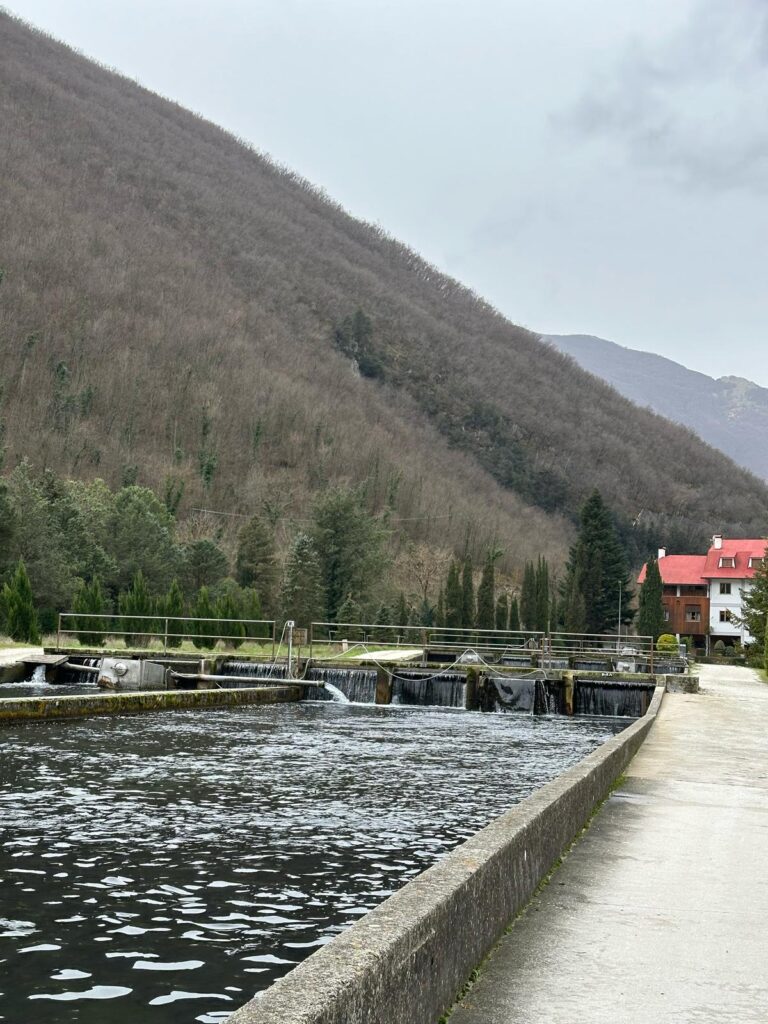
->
[638,538,767,585]
[638,555,707,586]
[702,539,767,579]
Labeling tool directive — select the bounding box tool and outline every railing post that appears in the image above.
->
[164,617,169,654]
[57,612,62,651]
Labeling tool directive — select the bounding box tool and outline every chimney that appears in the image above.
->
[713,534,723,550]
[657,547,666,560]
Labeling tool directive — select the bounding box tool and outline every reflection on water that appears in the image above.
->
[0,702,623,1023]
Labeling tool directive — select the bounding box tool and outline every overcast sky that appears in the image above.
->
[7,0,768,384]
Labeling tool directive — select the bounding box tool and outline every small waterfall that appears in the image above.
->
[574,681,651,718]
[492,677,535,713]
[390,671,466,708]
[304,668,377,704]
[220,661,288,680]
[58,657,101,686]
[323,683,349,703]
[572,658,610,671]
[31,665,47,684]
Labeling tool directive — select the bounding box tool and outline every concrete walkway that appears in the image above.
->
[448,665,768,1024]
[0,645,42,665]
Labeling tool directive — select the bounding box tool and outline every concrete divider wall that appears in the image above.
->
[229,684,665,1024]
[0,685,303,723]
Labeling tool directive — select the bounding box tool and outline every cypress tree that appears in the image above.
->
[393,591,410,629]
[436,586,445,629]
[476,554,495,630]
[161,578,186,648]
[191,585,216,650]
[508,596,521,632]
[461,556,474,631]
[495,592,509,632]
[217,591,246,649]
[535,556,550,632]
[235,515,277,615]
[741,548,768,652]
[444,562,462,629]
[73,576,107,647]
[637,557,666,640]
[520,561,537,632]
[118,570,155,648]
[1,560,41,645]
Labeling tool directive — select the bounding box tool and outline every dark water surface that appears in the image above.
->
[0,703,623,1023]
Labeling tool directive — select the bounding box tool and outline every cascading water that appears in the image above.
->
[304,667,377,703]
[574,680,652,718]
[58,657,101,686]
[220,661,288,680]
[391,671,466,708]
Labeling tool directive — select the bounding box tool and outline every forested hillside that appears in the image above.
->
[1,10,767,592]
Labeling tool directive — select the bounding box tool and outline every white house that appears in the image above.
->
[703,535,767,646]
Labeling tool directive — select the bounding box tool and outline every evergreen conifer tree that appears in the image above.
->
[461,556,474,631]
[1,560,41,644]
[476,553,496,630]
[191,585,216,650]
[495,592,509,632]
[444,562,463,629]
[217,591,246,649]
[118,570,155,647]
[279,533,325,628]
[435,587,445,629]
[520,561,537,631]
[508,596,521,632]
[637,557,666,640]
[236,515,277,614]
[161,578,186,648]
[561,490,632,635]
[393,591,410,629]
[73,576,107,647]
[535,556,550,632]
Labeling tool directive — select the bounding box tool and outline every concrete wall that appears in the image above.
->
[229,685,665,1024]
[0,685,302,723]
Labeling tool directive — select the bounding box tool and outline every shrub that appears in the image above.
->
[723,645,736,658]
[713,639,726,655]
[656,633,678,654]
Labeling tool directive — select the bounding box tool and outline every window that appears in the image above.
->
[719,557,735,568]
[719,610,732,623]
[719,582,732,595]
[749,557,764,569]
[663,607,670,621]
[685,606,701,622]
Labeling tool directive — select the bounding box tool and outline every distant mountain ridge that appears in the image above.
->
[543,334,768,480]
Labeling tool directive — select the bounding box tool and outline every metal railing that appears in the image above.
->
[57,613,276,656]
[308,621,656,665]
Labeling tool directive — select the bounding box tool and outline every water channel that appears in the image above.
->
[0,701,625,1023]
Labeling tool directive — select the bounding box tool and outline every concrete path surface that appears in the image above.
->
[448,665,768,1024]
[0,645,42,665]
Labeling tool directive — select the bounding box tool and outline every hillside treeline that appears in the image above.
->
[1,11,767,580]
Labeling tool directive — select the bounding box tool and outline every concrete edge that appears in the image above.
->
[228,684,665,1024]
[0,685,303,723]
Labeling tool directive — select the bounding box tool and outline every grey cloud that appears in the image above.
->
[561,0,768,193]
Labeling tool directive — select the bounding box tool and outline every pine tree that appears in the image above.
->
[561,490,632,635]
[444,562,462,629]
[279,533,325,628]
[476,553,496,630]
[191,585,216,650]
[161,578,186,648]
[508,596,521,632]
[461,556,474,631]
[637,557,666,640]
[393,591,409,628]
[1,560,41,644]
[118,570,156,648]
[520,561,537,631]
[73,576,107,647]
[495,592,509,632]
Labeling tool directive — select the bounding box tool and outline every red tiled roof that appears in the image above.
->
[702,539,767,579]
[638,555,707,586]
